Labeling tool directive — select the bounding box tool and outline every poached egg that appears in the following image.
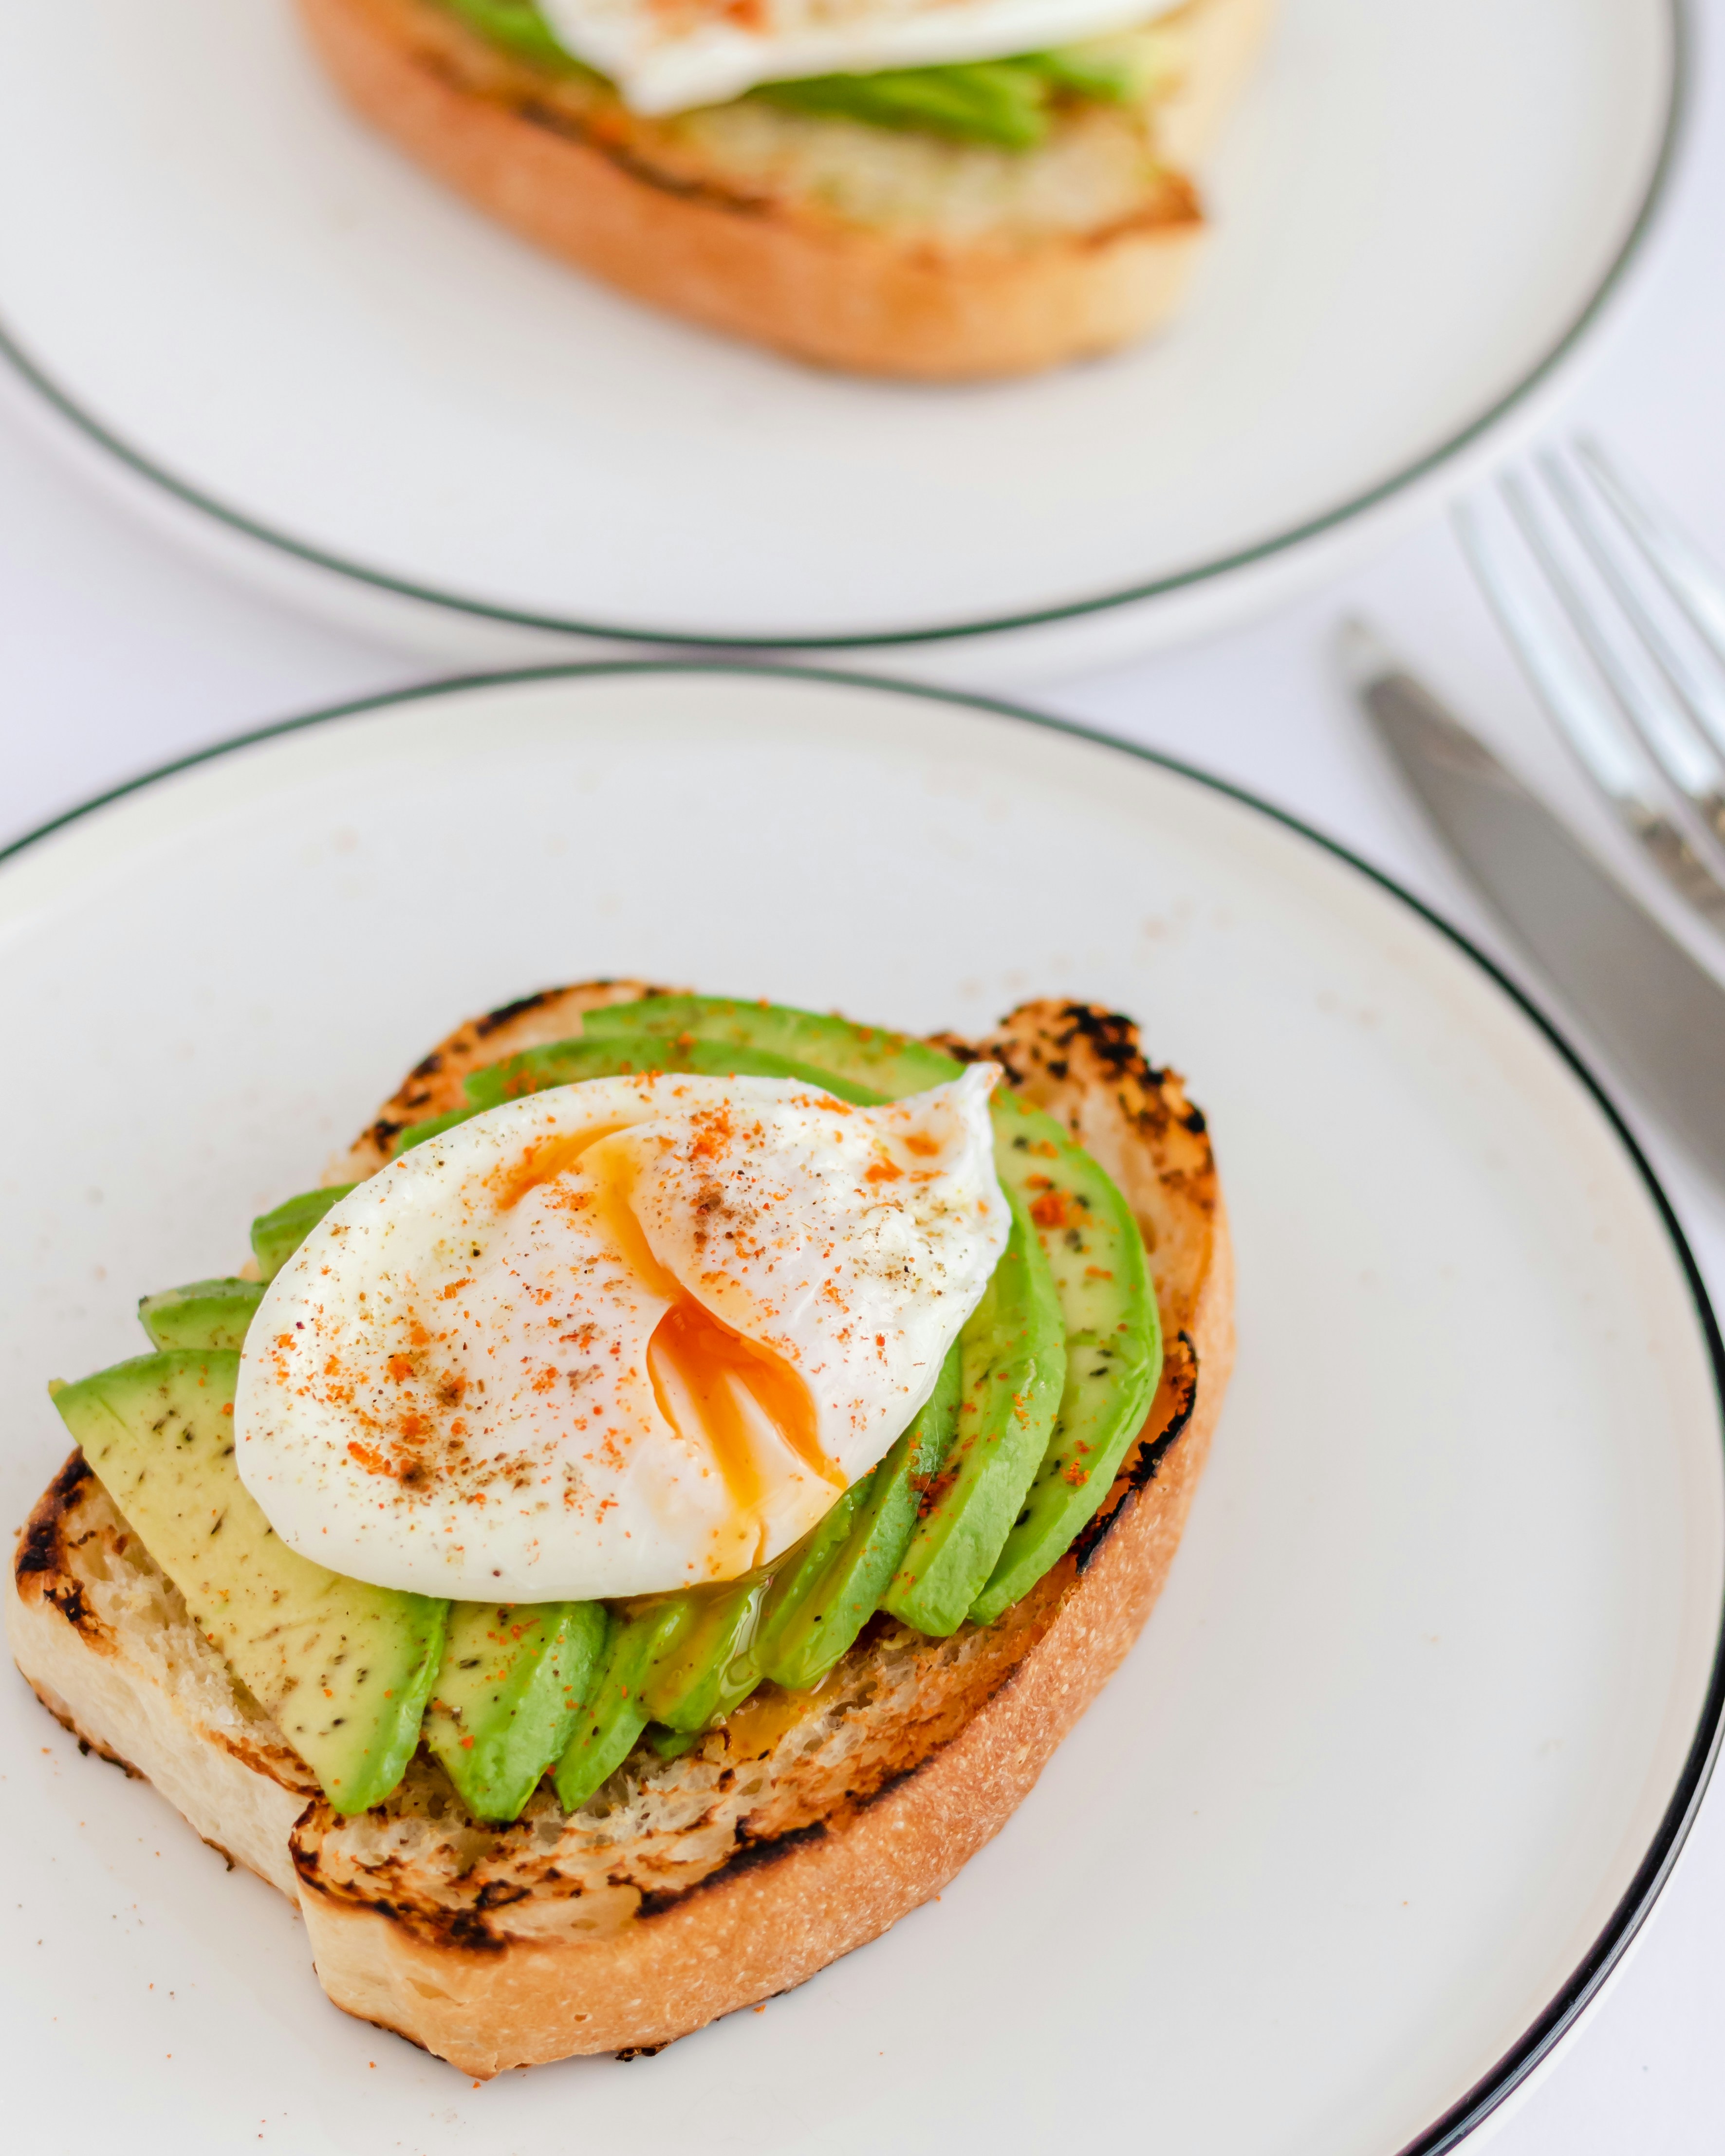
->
[235,1068,1006,1601]
[535,0,1182,117]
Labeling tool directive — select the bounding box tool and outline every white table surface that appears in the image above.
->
[3,5,1723,2146]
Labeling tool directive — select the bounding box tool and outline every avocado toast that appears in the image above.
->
[295,0,1275,376]
[7,985,1231,2074]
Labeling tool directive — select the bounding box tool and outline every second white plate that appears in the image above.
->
[0,0,1681,666]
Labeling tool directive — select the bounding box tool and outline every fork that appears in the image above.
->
[1456,440,1725,926]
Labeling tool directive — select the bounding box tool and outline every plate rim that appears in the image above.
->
[0,0,1691,654]
[4,657,1722,2154]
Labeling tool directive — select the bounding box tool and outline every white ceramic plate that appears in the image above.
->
[0,0,1682,672]
[1,668,1721,2155]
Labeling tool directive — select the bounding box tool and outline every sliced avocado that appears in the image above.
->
[137,1277,265,1353]
[640,1575,768,1732]
[442,0,586,73]
[553,1598,687,1811]
[756,1341,961,1690]
[882,1191,1065,1635]
[461,1038,624,1108]
[425,1600,609,1824]
[582,995,960,1100]
[970,1098,1162,1623]
[1033,39,1148,103]
[759,42,1146,147]
[750,1474,873,1684]
[387,1031,882,1156]
[460,1030,882,1113]
[250,1185,355,1282]
[52,1350,446,1812]
[760,60,1051,148]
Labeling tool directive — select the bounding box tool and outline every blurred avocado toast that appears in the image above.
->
[6,985,1231,2073]
[295,0,1275,375]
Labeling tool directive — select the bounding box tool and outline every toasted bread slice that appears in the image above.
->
[295,0,1275,377]
[7,995,1231,2074]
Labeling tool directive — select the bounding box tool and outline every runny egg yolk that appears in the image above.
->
[547,1124,840,1569]
[233,1067,1009,1602]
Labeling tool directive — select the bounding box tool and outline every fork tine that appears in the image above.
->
[1502,470,1725,845]
[1458,502,1644,798]
[1545,448,1725,767]
[1455,501,1725,924]
[1575,436,1725,670]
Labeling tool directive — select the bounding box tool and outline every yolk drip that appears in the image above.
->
[719,1664,840,1758]
[488,1124,632,1210]
[574,1127,843,1568]
[649,1302,771,1542]
[648,1300,842,1534]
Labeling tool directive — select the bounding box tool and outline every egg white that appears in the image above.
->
[233,1068,1007,1601]
[536,0,1181,117]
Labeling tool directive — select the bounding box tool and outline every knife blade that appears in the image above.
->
[1340,619,1725,1181]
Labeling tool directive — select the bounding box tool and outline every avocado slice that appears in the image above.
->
[425,1600,609,1823]
[551,1567,776,1803]
[52,1350,447,1812]
[970,1099,1162,1623]
[749,1474,873,1684]
[639,1574,768,1732]
[755,1340,962,1690]
[442,0,585,74]
[137,1277,265,1353]
[250,1185,356,1282]
[553,1598,688,1811]
[582,995,959,1100]
[460,1030,883,1112]
[760,59,1051,148]
[388,1032,882,1157]
[758,42,1148,148]
[882,1190,1065,1635]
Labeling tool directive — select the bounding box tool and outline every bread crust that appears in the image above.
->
[7,1457,317,1899]
[293,0,1273,377]
[8,993,1232,2073]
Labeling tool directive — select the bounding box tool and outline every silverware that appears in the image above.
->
[1339,619,1725,1182]
[1456,440,1725,924]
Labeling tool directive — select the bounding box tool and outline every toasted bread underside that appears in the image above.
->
[294,0,1274,377]
[7,994,1231,2075]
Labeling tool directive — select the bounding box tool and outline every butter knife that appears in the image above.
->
[1340,620,1725,1180]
